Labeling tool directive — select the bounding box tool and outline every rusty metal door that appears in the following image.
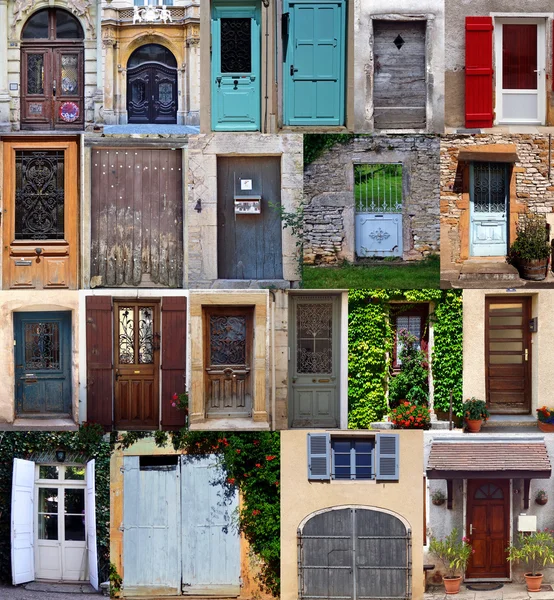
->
[91,148,183,287]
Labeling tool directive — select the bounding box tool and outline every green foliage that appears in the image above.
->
[109,563,123,597]
[348,290,464,428]
[463,397,490,421]
[0,429,111,584]
[389,401,430,429]
[508,213,550,262]
[507,531,554,576]
[303,134,355,166]
[388,330,429,406]
[429,528,473,578]
[271,200,305,279]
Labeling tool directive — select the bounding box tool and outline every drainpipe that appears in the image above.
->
[262,0,270,132]
[269,290,276,431]
[549,134,552,180]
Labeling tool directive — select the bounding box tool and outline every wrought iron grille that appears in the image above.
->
[354,164,403,213]
[220,18,252,73]
[158,82,173,103]
[24,322,61,370]
[118,306,154,364]
[472,162,508,213]
[118,307,135,364]
[138,307,154,364]
[296,302,333,374]
[27,54,44,95]
[210,316,247,365]
[15,151,65,240]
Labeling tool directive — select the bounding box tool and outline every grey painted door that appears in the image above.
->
[290,296,340,428]
[373,21,426,130]
[217,156,283,280]
[299,508,411,600]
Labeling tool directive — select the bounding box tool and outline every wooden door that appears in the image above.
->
[114,301,160,429]
[127,65,177,124]
[204,307,253,418]
[14,311,72,417]
[52,48,85,129]
[217,156,283,280]
[284,0,346,126]
[21,49,54,128]
[373,21,426,130]
[90,148,183,287]
[2,139,78,289]
[290,296,340,428]
[485,297,531,414]
[466,480,510,579]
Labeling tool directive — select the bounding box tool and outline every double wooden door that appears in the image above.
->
[127,64,178,124]
[466,480,510,579]
[485,297,531,414]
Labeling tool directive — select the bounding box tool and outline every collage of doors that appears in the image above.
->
[3,0,554,599]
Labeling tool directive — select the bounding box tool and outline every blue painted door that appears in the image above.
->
[470,162,509,257]
[14,311,72,417]
[211,2,261,131]
[284,0,346,126]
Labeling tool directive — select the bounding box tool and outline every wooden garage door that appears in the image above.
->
[90,148,183,287]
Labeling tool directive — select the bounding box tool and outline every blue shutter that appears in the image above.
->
[307,433,330,480]
[376,434,399,481]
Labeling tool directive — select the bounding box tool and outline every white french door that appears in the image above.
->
[495,18,546,124]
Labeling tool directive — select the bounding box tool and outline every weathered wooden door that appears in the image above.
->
[217,156,282,279]
[204,307,253,419]
[2,140,78,289]
[485,297,531,414]
[127,44,178,125]
[20,9,84,130]
[496,20,545,124]
[90,148,183,287]
[290,296,340,428]
[299,508,411,599]
[14,311,72,418]
[466,480,510,579]
[181,456,240,594]
[470,162,509,257]
[284,0,346,126]
[211,2,261,131]
[114,301,160,429]
[373,20,426,130]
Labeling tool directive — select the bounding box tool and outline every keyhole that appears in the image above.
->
[233,79,239,90]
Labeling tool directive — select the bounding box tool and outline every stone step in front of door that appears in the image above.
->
[25,582,98,594]
[459,262,521,281]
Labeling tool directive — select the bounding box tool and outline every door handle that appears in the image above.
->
[525,348,529,361]
[52,79,56,96]
[290,65,298,76]
[216,77,222,88]
[470,524,473,535]
[115,369,120,381]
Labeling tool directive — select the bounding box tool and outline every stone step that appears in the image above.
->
[459,261,520,282]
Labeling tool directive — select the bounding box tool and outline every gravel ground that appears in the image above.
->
[0,584,101,599]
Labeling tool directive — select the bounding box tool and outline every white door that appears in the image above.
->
[86,460,99,591]
[11,458,35,585]
[495,19,546,124]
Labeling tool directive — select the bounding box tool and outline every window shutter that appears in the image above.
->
[161,296,187,429]
[376,433,399,481]
[86,296,113,429]
[307,433,330,480]
[465,17,494,128]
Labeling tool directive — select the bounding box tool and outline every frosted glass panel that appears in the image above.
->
[503,93,538,121]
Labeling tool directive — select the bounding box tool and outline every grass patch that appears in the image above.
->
[301,255,440,289]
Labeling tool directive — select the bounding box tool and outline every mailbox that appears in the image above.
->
[518,514,537,532]
[234,195,261,214]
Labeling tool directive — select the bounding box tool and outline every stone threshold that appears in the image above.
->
[0,418,78,431]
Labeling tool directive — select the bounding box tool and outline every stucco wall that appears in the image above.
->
[354,0,445,133]
[281,429,425,600]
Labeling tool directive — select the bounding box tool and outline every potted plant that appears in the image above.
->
[536,490,548,506]
[507,531,554,592]
[432,490,446,506]
[463,397,490,433]
[389,400,431,429]
[508,213,550,281]
[536,406,554,433]
[429,528,473,595]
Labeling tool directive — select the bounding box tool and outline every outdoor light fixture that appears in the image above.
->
[55,450,66,463]
[194,199,202,213]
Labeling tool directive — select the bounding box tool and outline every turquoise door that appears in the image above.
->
[211,2,261,131]
[284,0,346,126]
[470,162,509,257]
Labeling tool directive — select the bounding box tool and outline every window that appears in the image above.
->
[354,163,403,214]
[331,437,374,480]
[470,162,509,214]
[391,304,429,368]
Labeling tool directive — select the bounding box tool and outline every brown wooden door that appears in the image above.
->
[204,307,253,418]
[114,301,160,429]
[90,148,183,287]
[485,297,531,414]
[466,480,510,579]
[21,48,54,128]
[2,139,78,290]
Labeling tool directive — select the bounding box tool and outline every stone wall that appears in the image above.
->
[303,135,440,264]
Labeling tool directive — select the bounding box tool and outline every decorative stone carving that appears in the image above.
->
[186,36,200,48]
[133,5,173,25]
[69,0,95,35]
[11,0,34,34]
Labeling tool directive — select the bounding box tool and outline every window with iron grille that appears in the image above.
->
[354,163,403,213]
[471,162,509,213]
[331,437,374,480]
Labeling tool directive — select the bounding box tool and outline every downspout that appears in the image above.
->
[262,0,270,132]
[269,290,276,431]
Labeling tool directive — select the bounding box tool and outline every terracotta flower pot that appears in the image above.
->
[465,418,483,433]
[443,575,462,595]
[538,421,554,433]
[524,573,543,592]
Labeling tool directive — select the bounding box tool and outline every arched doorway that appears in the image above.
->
[20,8,84,130]
[127,44,178,124]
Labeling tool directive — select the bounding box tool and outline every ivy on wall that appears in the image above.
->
[0,425,110,584]
[348,289,463,428]
[303,133,355,166]
[114,430,280,597]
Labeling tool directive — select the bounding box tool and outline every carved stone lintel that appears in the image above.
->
[12,0,95,36]
[186,37,200,48]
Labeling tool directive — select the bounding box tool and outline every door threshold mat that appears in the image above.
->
[24,582,98,594]
[465,583,504,591]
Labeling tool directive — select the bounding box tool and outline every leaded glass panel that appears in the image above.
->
[210,316,247,365]
[220,18,252,73]
[60,55,79,95]
[472,162,508,214]
[24,322,61,370]
[15,151,65,240]
[27,54,45,95]
[296,302,333,374]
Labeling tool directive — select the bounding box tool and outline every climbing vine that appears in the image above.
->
[0,425,110,584]
[348,289,463,428]
[114,430,280,597]
[303,133,355,165]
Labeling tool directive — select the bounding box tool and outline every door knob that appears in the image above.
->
[290,65,298,76]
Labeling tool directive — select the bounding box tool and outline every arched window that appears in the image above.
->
[22,8,83,40]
